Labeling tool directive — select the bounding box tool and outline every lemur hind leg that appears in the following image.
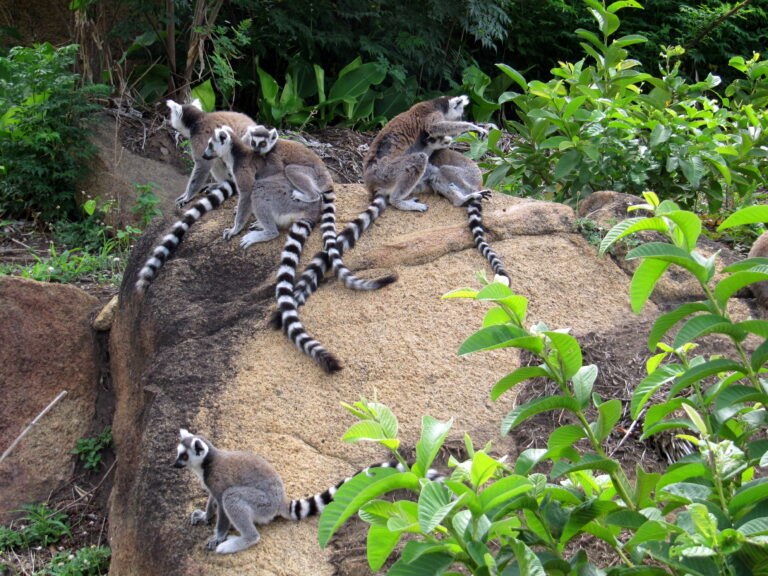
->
[367,153,429,212]
[284,164,328,203]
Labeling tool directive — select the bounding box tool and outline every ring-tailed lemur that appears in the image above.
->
[166,99,256,207]
[173,429,439,554]
[203,127,394,371]
[135,180,238,293]
[418,147,509,281]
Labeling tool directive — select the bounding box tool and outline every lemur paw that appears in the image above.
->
[291,189,314,202]
[190,510,209,525]
[175,195,190,208]
[223,229,235,241]
[478,189,493,201]
[205,535,228,550]
[248,222,263,231]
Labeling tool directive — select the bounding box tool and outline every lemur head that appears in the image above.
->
[166,99,204,137]
[423,134,453,153]
[173,428,209,469]
[166,99,185,133]
[244,125,279,156]
[445,95,469,121]
[202,126,235,160]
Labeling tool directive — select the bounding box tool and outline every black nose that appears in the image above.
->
[173,460,185,468]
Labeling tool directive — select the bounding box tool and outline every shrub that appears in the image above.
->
[0,43,109,222]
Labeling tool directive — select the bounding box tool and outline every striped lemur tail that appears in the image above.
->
[135,180,237,294]
[269,194,390,329]
[286,460,443,520]
[276,217,341,373]
[466,197,509,281]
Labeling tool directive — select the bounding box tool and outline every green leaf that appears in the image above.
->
[738,518,768,536]
[458,324,533,355]
[729,478,768,518]
[190,80,215,112]
[573,365,598,409]
[545,331,582,380]
[388,548,454,576]
[671,359,747,395]
[630,258,671,313]
[554,149,582,180]
[631,365,680,419]
[648,302,711,350]
[739,320,768,338]
[366,524,401,571]
[718,206,768,230]
[318,468,419,547]
[509,540,546,576]
[551,454,619,477]
[257,67,279,104]
[502,396,581,435]
[471,451,501,489]
[441,288,478,299]
[674,314,746,347]
[547,425,587,457]
[596,399,622,442]
[418,481,459,534]
[626,243,709,284]
[479,475,533,511]
[751,340,768,373]
[495,64,528,92]
[649,123,671,147]
[328,62,386,103]
[664,211,702,252]
[343,421,387,443]
[714,271,768,306]
[483,307,512,327]
[415,416,452,476]
[491,366,550,401]
[599,217,654,255]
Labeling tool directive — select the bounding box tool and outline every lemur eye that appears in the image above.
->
[181,453,188,460]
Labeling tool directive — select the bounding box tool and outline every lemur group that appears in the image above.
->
[136,94,509,373]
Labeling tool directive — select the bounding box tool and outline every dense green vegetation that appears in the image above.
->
[320,201,768,575]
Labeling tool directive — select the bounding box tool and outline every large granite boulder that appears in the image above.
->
[0,277,101,521]
[107,184,758,575]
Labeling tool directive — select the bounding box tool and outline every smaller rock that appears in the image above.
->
[93,294,119,331]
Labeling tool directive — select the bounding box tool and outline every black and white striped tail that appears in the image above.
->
[135,180,237,293]
[467,197,509,281]
[321,190,397,293]
[269,195,390,329]
[287,461,443,520]
[277,218,341,373]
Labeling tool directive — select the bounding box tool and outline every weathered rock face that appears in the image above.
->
[107,186,756,576]
[0,277,101,521]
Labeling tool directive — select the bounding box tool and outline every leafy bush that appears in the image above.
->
[317,199,768,574]
[44,546,110,576]
[0,503,71,551]
[0,43,108,222]
[474,0,768,215]
[72,427,113,472]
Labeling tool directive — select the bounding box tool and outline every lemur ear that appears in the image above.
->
[179,428,192,439]
[268,128,279,144]
[166,100,181,113]
[190,98,203,111]
[193,439,206,456]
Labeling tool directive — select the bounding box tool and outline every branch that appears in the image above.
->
[684,0,752,52]
[0,391,68,464]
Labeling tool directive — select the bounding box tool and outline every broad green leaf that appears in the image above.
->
[190,79,215,112]
[399,541,449,565]
[478,475,533,511]
[631,365,680,418]
[547,425,587,455]
[631,258,670,313]
[599,217,655,255]
[545,331,583,380]
[751,340,768,373]
[366,524,401,571]
[607,1,643,13]
[509,540,546,576]
[657,463,710,491]
[664,211,702,252]
[648,302,711,350]
[714,385,766,412]
[554,149,582,180]
[495,63,528,92]
[723,257,768,273]
[729,478,768,518]
[551,454,619,477]
[257,67,279,103]
[660,481,712,502]
[418,481,459,533]
[573,365,598,409]
[415,416,452,476]
[671,359,747,392]
[387,548,454,576]
[626,243,709,284]
[596,398,622,442]
[649,123,672,147]
[501,396,580,435]
[483,307,512,327]
[514,448,548,475]
[491,366,550,400]
[714,271,768,306]
[329,62,386,102]
[318,468,419,547]
[625,520,671,552]
[718,206,768,230]
[458,324,532,355]
[674,314,746,347]
[343,421,386,443]
[738,518,768,536]
[471,451,501,488]
[739,320,768,338]
[476,282,513,300]
[441,288,478,299]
